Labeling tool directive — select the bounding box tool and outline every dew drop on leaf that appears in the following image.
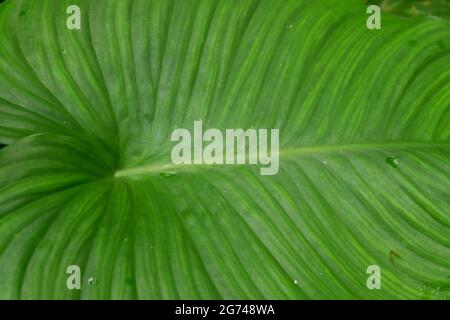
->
[88,277,97,286]
[159,171,177,178]
[385,157,400,168]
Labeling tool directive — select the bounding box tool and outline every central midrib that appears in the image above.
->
[114,141,449,177]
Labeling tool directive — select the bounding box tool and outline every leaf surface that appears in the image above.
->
[0,0,449,299]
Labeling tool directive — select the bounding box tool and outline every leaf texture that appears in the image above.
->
[0,0,449,299]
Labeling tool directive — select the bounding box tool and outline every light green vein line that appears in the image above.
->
[114,142,449,177]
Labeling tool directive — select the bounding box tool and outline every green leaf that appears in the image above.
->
[0,0,449,299]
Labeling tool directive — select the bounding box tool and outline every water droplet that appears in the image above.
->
[150,246,154,249]
[385,157,400,168]
[159,171,177,178]
[61,49,67,54]
[88,277,97,286]
[124,238,128,242]
[322,160,328,165]
[217,202,220,206]
[293,279,299,285]
[287,24,293,29]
